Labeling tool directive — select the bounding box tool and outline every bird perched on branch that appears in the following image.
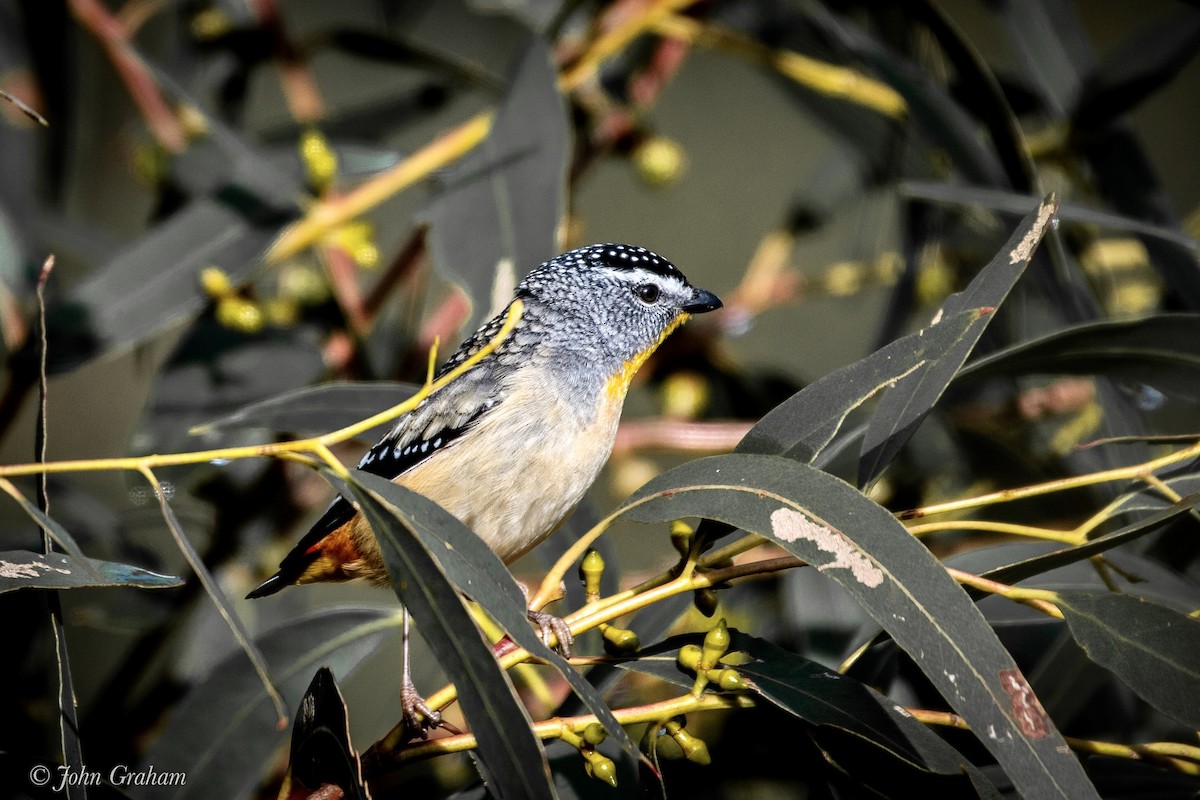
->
[247,243,721,726]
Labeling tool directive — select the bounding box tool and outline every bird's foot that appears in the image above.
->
[527,607,574,658]
[515,580,574,657]
[401,677,442,740]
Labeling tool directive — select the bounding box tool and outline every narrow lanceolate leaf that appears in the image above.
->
[190,382,418,438]
[348,475,555,800]
[735,307,991,464]
[289,668,372,800]
[422,37,569,327]
[857,194,1060,489]
[622,454,1098,799]
[901,181,1199,251]
[135,607,399,800]
[957,313,1200,403]
[978,493,1200,590]
[0,550,182,593]
[1055,591,1200,729]
[620,631,996,793]
[351,472,640,764]
[41,196,295,374]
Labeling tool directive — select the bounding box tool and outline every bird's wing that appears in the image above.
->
[247,350,509,597]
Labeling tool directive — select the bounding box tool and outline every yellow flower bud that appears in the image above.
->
[634,136,686,187]
[200,266,233,299]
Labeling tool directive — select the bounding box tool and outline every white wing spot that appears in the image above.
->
[770,508,884,588]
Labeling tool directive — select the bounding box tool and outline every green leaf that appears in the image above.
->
[858,194,1059,489]
[901,180,1199,251]
[957,313,1200,403]
[622,454,1098,799]
[1056,591,1200,729]
[977,493,1200,590]
[134,607,400,800]
[1072,9,1200,130]
[735,307,991,464]
[347,474,555,800]
[423,37,569,328]
[42,196,295,374]
[350,471,640,764]
[190,381,417,438]
[622,631,996,791]
[0,550,182,593]
[289,667,371,800]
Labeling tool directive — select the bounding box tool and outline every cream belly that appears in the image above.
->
[399,377,621,563]
[339,365,623,582]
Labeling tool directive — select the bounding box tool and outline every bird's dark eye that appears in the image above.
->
[635,283,661,304]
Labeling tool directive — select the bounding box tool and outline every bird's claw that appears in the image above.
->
[401,678,442,740]
[527,608,574,658]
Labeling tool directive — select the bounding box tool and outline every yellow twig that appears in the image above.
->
[0,301,523,482]
[907,519,1078,544]
[652,14,906,118]
[391,691,754,763]
[911,707,1200,774]
[900,441,1200,520]
[945,567,1063,618]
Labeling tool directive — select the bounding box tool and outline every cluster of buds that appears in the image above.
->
[579,550,641,654]
[677,618,749,696]
[641,717,711,766]
[559,722,617,787]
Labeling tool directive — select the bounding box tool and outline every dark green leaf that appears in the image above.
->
[858,194,1059,488]
[42,196,295,374]
[623,630,995,789]
[622,454,1098,799]
[134,607,399,800]
[2,486,96,569]
[351,471,640,764]
[289,668,371,800]
[1056,591,1200,729]
[423,37,569,328]
[348,474,555,800]
[901,180,1199,251]
[1072,9,1200,130]
[735,308,990,464]
[190,381,417,438]
[801,2,1008,185]
[957,314,1200,402]
[0,550,182,593]
[978,493,1200,591]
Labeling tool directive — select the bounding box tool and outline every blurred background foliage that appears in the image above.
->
[1,0,1199,797]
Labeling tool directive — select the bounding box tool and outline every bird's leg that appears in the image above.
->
[519,580,574,658]
[400,606,441,738]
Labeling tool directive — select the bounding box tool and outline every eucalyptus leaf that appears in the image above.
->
[351,471,640,765]
[858,194,1059,489]
[901,180,1199,251]
[622,454,1098,799]
[0,550,181,593]
[423,37,569,328]
[135,607,400,800]
[289,667,371,800]
[1072,9,1200,130]
[41,196,295,375]
[620,631,996,791]
[348,473,555,800]
[1056,591,1200,729]
[191,381,418,439]
[736,307,991,464]
[957,314,1200,403]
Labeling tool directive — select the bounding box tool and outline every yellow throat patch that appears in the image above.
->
[604,312,691,401]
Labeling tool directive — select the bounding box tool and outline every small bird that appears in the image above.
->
[247,244,720,721]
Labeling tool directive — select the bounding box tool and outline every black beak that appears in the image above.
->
[683,287,723,314]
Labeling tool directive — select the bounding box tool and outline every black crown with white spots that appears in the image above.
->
[540,243,681,281]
